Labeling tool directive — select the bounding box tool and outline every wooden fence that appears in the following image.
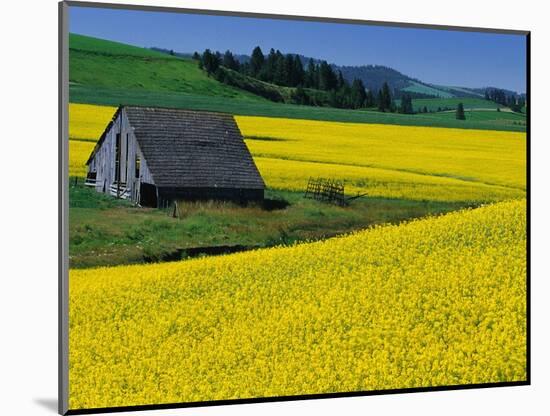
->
[304,177,347,206]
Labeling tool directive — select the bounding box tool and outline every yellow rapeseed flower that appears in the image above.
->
[66,104,526,202]
[237,115,526,190]
[69,200,527,409]
[69,140,95,177]
[69,103,117,141]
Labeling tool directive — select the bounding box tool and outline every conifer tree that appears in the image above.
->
[337,71,345,90]
[201,49,219,74]
[284,54,295,86]
[378,89,385,111]
[351,79,367,109]
[223,50,240,71]
[400,94,414,114]
[365,90,375,108]
[377,82,392,112]
[306,59,317,89]
[456,103,466,120]
[250,46,265,76]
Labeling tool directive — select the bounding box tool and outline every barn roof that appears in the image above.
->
[90,106,265,190]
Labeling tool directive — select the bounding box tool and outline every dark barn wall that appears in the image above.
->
[157,187,264,206]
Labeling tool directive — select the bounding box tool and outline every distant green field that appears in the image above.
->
[69,33,263,101]
[431,84,486,98]
[70,85,526,132]
[410,97,504,112]
[401,82,487,100]
[416,109,526,129]
[402,81,454,98]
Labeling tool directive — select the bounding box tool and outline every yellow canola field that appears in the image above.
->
[254,156,524,202]
[67,104,526,203]
[69,140,95,178]
[237,116,526,190]
[69,200,527,409]
[69,103,117,141]
[68,103,116,177]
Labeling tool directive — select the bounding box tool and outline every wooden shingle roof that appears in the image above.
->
[124,106,265,190]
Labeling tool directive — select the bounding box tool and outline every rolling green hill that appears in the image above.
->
[69,33,264,101]
[70,33,177,58]
[69,33,525,132]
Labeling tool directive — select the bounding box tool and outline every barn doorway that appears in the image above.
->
[140,183,158,207]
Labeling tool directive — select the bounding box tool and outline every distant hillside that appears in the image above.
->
[337,65,413,96]
[471,86,527,98]
[335,69,511,99]
[290,55,417,95]
[157,47,523,99]
[152,48,432,98]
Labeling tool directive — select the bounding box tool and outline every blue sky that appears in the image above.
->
[69,6,527,92]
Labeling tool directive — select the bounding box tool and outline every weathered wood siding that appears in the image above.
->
[88,109,154,204]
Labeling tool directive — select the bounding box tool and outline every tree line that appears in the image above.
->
[194,47,406,111]
[484,88,525,112]
[192,46,493,117]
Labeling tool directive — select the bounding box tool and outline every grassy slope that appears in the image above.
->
[70,33,179,57]
[69,183,472,268]
[70,34,264,101]
[69,34,525,132]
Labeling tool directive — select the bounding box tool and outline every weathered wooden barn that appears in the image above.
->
[85,106,265,207]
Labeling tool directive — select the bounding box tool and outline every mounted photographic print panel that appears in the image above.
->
[59,1,529,414]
